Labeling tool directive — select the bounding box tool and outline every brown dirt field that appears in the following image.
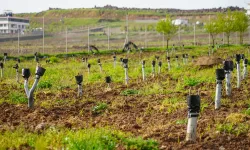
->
[0,71,250,149]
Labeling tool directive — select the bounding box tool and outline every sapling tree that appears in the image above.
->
[142,60,146,81]
[223,60,234,96]
[156,15,178,49]
[123,59,129,85]
[158,61,162,74]
[0,62,3,78]
[236,54,241,88]
[22,66,46,108]
[152,60,156,77]
[186,91,200,141]
[215,69,225,109]
[75,74,83,97]
[113,55,116,68]
[87,64,91,74]
[243,59,248,79]
[97,59,102,73]
[233,11,249,45]
[3,53,7,64]
[175,56,179,67]
[13,64,19,83]
[204,19,220,47]
[105,76,111,90]
[217,10,236,46]
[167,57,171,71]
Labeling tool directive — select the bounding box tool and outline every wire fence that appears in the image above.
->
[1,20,250,56]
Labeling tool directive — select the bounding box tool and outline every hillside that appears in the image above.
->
[13,6,245,32]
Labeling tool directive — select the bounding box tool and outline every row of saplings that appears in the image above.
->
[0,52,248,142]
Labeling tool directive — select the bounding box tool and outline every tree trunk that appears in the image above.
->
[167,40,169,50]
[227,35,230,46]
[240,32,243,45]
[211,35,215,47]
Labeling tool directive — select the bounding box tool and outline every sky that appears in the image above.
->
[1,0,248,14]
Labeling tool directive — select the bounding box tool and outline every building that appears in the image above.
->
[247,3,250,15]
[172,19,189,26]
[0,12,29,34]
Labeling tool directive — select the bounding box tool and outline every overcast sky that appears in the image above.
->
[1,0,248,13]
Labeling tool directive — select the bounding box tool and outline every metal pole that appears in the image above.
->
[209,15,211,46]
[194,24,196,46]
[43,16,45,54]
[126,15,129,42]
[18,29,20,55]
[108,26,110,50]
[66,26,68,54]
[178,26,181,42]
[88,27,90,54]
[144,25,147,48]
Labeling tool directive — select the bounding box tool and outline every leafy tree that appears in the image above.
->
[217,10,236,46]
[233,11,249,44]
[204,18,220,47]
[156,15,178,49]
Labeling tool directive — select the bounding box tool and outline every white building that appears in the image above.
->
[247,3,250,15]
[0,16,29,34]
[172,19,189,26]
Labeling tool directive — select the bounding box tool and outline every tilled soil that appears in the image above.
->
[0,71,250,149]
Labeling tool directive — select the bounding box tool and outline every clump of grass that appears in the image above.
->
[216,123,250,136]
[8,92,27,104]
[38,80,52,89]
[175,119,188,125]
[226,113,247,124]
[121,89,139,96]
[243,107,250,116]
[92,103,108,114]
[49,56,59,63]
[184,77,200,87]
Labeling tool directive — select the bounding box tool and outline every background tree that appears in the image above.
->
[204,18,220,47]
[217,10,236,46]
[233,11,249,45]
[156,15,178,49]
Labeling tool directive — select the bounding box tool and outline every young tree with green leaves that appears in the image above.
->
[204,18,220,47]
[156,15,178,49]
[217,10,236,46]
[233,11,249,45]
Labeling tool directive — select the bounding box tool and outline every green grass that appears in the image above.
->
[0,127,158,149]
[8,92,27,104]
